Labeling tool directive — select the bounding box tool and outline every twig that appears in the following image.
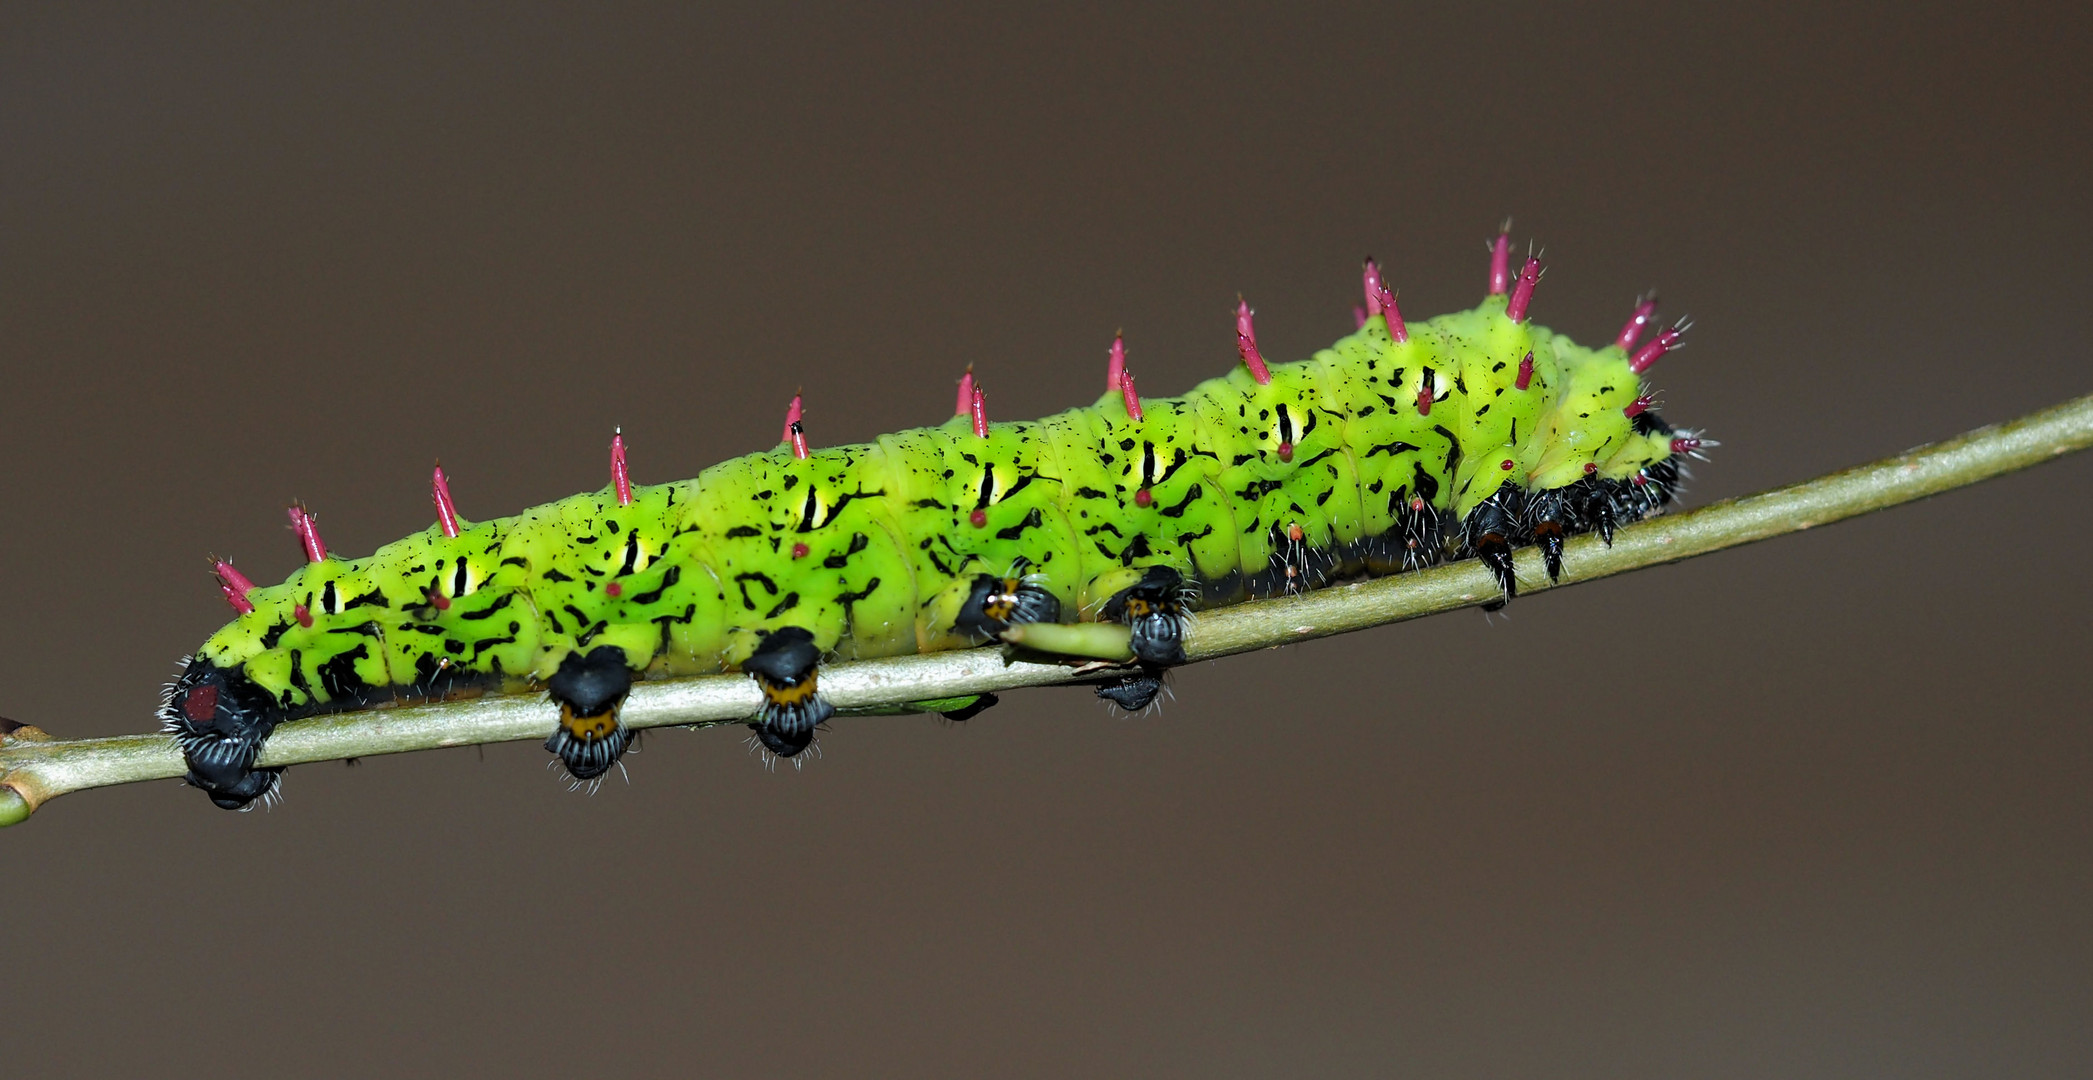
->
[3,392,2089,826]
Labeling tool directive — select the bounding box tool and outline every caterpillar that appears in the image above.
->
[162,227,1708,809]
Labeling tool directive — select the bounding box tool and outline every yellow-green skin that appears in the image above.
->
[195,294,1674,713]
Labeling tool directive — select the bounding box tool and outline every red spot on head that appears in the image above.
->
[428,590,451,610]
[1134,488,1153,508]
[604,582,622,598]
[1584,462,1599,475]
[1499,459,1514,471]
[1415,387,1433,416]
[969,509,988,528]
[791,542,810,559]
[182,683,219,724]
[1515,351,1534,390]
[1277,441,1294,462]
[294,603,314,628]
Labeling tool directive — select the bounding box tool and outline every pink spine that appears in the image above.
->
[432,465,461,538]
[783,395,809,460]
[213,559,256,615]
[970,387,988,438]
[287,505,326,564]
[1628,325,1685,374]
[1506,256,1541,323]
[611,430,633,505]
[954,367,974,418]
[1106,334,1126,391]
[1119,369,1145,422]
[1616,296,1659,351]
[1235,299,1271,384]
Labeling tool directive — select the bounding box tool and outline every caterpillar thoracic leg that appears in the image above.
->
[743,627,832,758]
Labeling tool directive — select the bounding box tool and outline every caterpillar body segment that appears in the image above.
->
[163,239,1698,809]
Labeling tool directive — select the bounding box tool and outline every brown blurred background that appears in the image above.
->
[3,3,2089,1076]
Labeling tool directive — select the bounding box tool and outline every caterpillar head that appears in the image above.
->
[160,656,284,810]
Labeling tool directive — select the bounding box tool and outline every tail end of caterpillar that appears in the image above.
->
[162,656,287,811]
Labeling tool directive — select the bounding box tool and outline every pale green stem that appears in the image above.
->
[3,392,2089,823]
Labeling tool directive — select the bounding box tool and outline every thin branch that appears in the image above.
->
[4,392,2090,826]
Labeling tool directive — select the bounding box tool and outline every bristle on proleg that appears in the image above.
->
[611,429,633,506]
[432,465,461,538]
[1617,295,1659,351]
[1235,298,1271,384]
[287,505,326,564]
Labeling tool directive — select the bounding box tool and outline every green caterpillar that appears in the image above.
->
[163,229,1706,809]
